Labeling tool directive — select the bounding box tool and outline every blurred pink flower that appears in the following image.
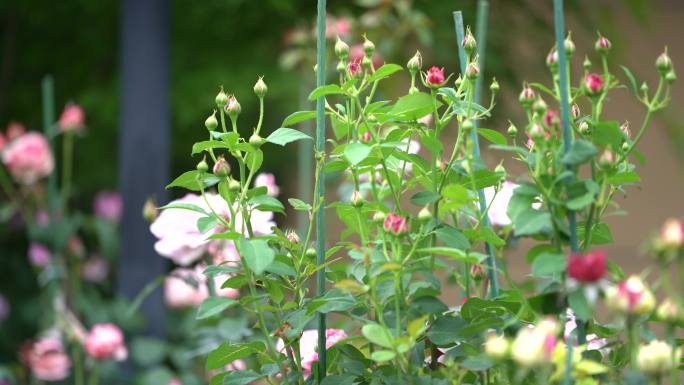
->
[81,257,109,283]
[1,132,54,184]
[6,122,25,141]
[58,104,85,133]
[255,173,280,196]
[34,210,50,227]
[0,132,5,152]
[164,265,239,309]
[93,191,123,222]
[350,44,382,69]
[84,323,127,361]
[167,379,183,385]
[325,16,351,39]
[484,181,519,227]
[26,338,71,382]
[564,309,607,352]
[0,293,9,322]
[28,242,51,268]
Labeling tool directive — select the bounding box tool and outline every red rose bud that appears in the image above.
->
[426,66,445,86]
[466,62,479,80]
[461,27,477,55]
[224,95,241,118]
[204,112,218,131]
[348,59,362,77]
[518,85,536,107]
[351,190,364,207]
[599,149,615,168]
[213,156,230,177]
[215,88,228,108]
[470,264,486,280]
[361,131,372,143]
[407,50,422,72]
[544,110,559,128]
[383,213,408,236]
[656,49,673,75]
[567,251,606,283]
[571,104,580,120]
[253,77,268,98]
[363,35,375,57]
[584,73,604,96]
[334,37,349,59]
[595,35,611,54]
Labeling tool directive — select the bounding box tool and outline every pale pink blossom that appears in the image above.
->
[84,323,127,361]
[350,44,382,69]
[1,132,54,184]
[326,16,351,39]
[483,181,518,227]
[564,309,607,352]
[277,329,348,378]
[28,242,51,268]
[81,257,109,283]
[58,104,85,133]
[93,191,123,222]
[254,173,280,196]
[167,379,183,385]
[27,338,71,381]
[418,114,433,127]
[164,265,239,309]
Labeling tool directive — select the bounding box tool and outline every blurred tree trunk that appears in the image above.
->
[117,0,169,335]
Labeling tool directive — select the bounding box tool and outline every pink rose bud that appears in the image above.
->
[461,27,477,54]
[6,122,25,141]
[518,85,536,107]
[606,275,655,315]
[1,132,54,184]
[571,104,580,120]
[544,110,559,128]
[212,156,231,177]
[383,213,408,236]
[93,191,123,223]
[84,323,128,361]
[620,121,631,139]
[224,96,241,118]
[465,62,479,80]
[348,59,362,77]
[28,242,51,268]
[584,73,605,96]
[530,123,546,141]
[350,190,364,207]
[470,264,486,280]
[656,49,673,75]
[286,230,300,244]
[425,66,445,86]
[27,338,71,382]
[546,49,558,68]
[567,250,606,283]
[595,36,611,54]
[361,131,372,143]
[599,149,614,168]
[58,104,85,133]
[81,257,109,283]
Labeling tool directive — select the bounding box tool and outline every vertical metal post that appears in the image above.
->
[315,0,327,382]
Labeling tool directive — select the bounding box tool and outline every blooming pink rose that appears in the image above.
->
[81,256,109,283]
[1,132,54,184]
[567,250,606,283]
[84,323,127,361]
[254,173,280,197]
[58,104,85,133]
[28,242,51,268]
[6,122,25,141]
[425,66,445,86]
[93,191,123,222]
[27,338,71,381]
[383,213,408,236]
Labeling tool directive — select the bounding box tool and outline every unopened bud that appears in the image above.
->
[519,84,536,107]
[363,35,375,57]
[546,49,558,69]
[466,62,479,80]
[351,190,364,207]
[213,156,231,177]
[564,32,575,57]
[361,131,372,143]
[334,37,349,59]
[196,159,209,173]
[470,263,486,280]
[490,78,500,93]
[462,119,474,132]
[530,123,545,141]
[454,75,463,88]
[640,82,649,95]
[253,77,268,98]
[228,178,241,192]
[407,50,422,72]
[584,73,605,96]
[583,56,592,71]
[656,49,673,75]
[418,206,432,223]
[372,211,386,224]
[507,122,518,137]
[620,121,631,139]
[657,299,683,323]
[599,149,615,168]
[579,121,591,136]
[571,104,580,120]
[225,96,241,118]
[249,133,265,147]
[286,230,301,244]
[336,61,346,73]
[215,88,228,108]
[533,98,547,115]
[205,112,218,131]
[462,27,477,55]
[142,197,158,222]
[305,247,317,259]
[595,35,611,54]
[666,69,677,84]
[622,142,630,152]
[362,56,373,69]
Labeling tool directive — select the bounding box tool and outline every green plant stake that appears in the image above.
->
[315,0,328,382]
[453,9,500,298]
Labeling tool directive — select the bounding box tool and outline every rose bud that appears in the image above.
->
[595,35,611,54]
[336,60,346,73]
[142,197,158,222]
[465,62,479,80]
[490,78,500,93]
[567,251,606,283]
[58,104,85,133]
[637,340,682,375]
[84,323,128,361]
[286,230,301,244]
[305,247,317,259]
[546,49,558,69]
[605,275,656,316]
[224,95,241,119]
[660,218,684,247]
[454,75,463,88]
[533,98,547,115]
[507,122,518,138]
[583,56,592,71]
[407,50,422,72]
[204,112,218,131]
[361,131,372,143]
[529,123,546,141]
[348,59,362,77]
[383,213,408,236]
[470,263,485,281]
[334,37,349,59]
[461,27,477,55]
[215,88,228,108]
[598,149,614,169]
[578,121,591,136]
[362,35,375,57]
[584,73,605,96]
[564,32,575,57]
[418,206,431,223]
[640,81,649,95]
[518,85,536,107]
[656,49,673,75]
[213,156,230,177]
[196,159,208,173]
[665,69,677,84]
[656,299,683,323]
[372,211,386,224]
[511,318,559,367]
[620,121,631,139]
[544,110,559,129]
[425,66,445,87]
[249,133,265,147]
[253,77,268,98]
[228,178,241,192]
[350,190,364,208]
[484,333,509,360]
[571,104,580,120]
[362,56,373,70]
[462,119,474,133]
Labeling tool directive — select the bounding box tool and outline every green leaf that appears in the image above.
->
[130,337,167,367]
[288,198,312,211]
[578,222,614,246]
[197,215,220,234]
[460,355,494,371]
[192,140,230,155]
[531,252,566,277]
[435,226,471,250]
[362,323,394,348]
[368,63,403,83]
[370,350,396,362]
[159,202,208,215]
[416,247,479,263]
[592,121,624,149]
[621,65,639,96]
[266,127,312,146]
[221,370,265,385]
[206,231,241,240]
[561,139,597,165]
[237,238,275,275]
[308,84,343,100]
[166,171,220,191]
[196,297,238,319]
[344,143,372,165]
[427,316,466,346]
[390,92,439,120]
[477,128,507,145]
[568,290,591,320]
[248,194,284,213]
[308,288,356,314]
[206,341,264,370]
[514,210,552,236]
[607,171,641,185]
[282,110,316,127]
[410,191,440,206]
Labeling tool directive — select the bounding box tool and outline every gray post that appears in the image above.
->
[117,0,169,334]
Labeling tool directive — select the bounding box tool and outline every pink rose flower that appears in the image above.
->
[93,191,123,222]
[27,338,71,382]
[84,323,127,361]
[58,104,85,133]
[1,132,54,184]
[584,73,604,95]
[326,16,351,39]
[164,265,239,309]
[28,242,51,268]
[483,181,519,227]
[348,59,362,77]
[81,256,109,283]
[425,66,445,86]
[383,213,408,236]
[254,173,280,197]
[567,250,606,283]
